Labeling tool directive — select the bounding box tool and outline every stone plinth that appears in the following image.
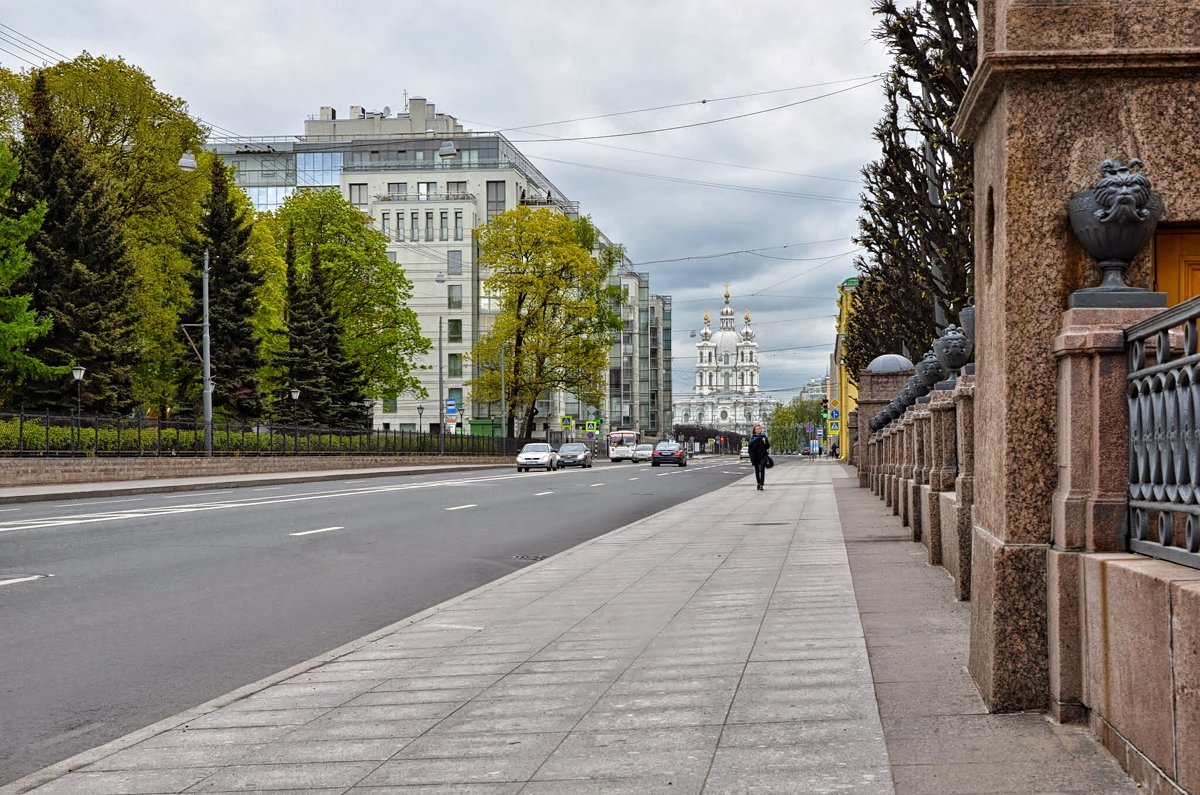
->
[1049,306,1164,722]
[856,366,913,488]
[945,375,977,600]
[953,0,1200,714]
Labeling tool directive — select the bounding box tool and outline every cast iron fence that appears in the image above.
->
[1127,296,1200,569]
[0,410,530,458]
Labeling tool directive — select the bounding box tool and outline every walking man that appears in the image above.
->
[747,423,771,491]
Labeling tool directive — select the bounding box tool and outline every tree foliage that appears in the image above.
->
[6,72,138,414]
[766,397,826,452]
[0,139,55,384]
[468,207,623,439]
[269,188,425,400]
[843,0,976,383]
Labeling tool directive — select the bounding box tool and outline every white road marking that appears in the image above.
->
[628,477,639,481]
[446,504,477,511]
[289,526,343,537]
[0,574,48,586]
[535,491,554,496]
[161,490,236,499]
[251,486,283,491]
[0,507,21,513]
[343,480,368,484]
[657,472,670,477]
[589,483,603,487]
[52,497,145,508]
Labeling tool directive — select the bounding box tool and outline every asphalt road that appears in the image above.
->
[0,456,752,785]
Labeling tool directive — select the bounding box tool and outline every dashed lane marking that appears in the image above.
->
[289,526,343,537]
[446,504,477,511]
[535,491,554,496]
[0,574,51,586]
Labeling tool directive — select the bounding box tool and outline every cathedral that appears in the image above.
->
[672,288,780,436]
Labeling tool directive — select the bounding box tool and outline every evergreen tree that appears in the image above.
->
[184,159,264,421]
[309,249,369,428]
[0,139,57,393]
[274,228,331,427]
[8,71,137,414]
[844,0,976,382]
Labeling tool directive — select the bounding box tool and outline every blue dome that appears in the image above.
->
[866,353,915,373]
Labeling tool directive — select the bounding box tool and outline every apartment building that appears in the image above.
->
[209,99,670,438]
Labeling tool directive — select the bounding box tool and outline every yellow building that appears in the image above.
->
[830,278,859,460]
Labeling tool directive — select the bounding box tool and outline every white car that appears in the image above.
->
[516,442,559,472]
[610,444,634,462]
[739,446,750,461]
[632,443,654,463]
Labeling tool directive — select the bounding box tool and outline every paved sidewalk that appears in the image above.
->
[4,462,1137,793]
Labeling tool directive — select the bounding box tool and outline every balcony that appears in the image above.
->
[373,192,476,203]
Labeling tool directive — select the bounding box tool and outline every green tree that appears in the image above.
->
[767,396,824,452]
[468,207,622,438]
[845,0,976,382]
[7,72,138,414]
[181,158,264,421]
[0,140,56,388]
[270,188,426,400]
[1,55,209,411]
[275,228,332,426]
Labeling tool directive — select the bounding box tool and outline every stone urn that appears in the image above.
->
[959,301,976,375]
[916,350,946,394]
[1067,158,1165,307]
[933,326,972,389]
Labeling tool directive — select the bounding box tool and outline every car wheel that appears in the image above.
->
[652,462,659,467]
[680,461,686,467]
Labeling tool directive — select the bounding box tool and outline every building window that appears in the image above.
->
[447,181,466,197]
[454,210,463,240]
[739,372,744,386]
[448,284,463,309]
[383,395,398,412]
[418,181,436,201]
[486,181,506,220]
[349,183,368,207]
[708,373,714,387]
[447,318,463,343]
[440,211,449,241]
[448,353,463,377]
[410,212,419,240]
[425,212,434,241]
[380,212,390,238]
[387,182,406,199]
[448,387,463,404]
[724,353,730,365]
[447,250,463,276]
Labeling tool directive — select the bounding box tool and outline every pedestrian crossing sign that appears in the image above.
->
[829,421,840,432]
[560,416,573,429]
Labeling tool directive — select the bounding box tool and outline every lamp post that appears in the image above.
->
[417,404,425,434]
[289,388,300,452]
[177,158,213,458]
[71,365,85,453]
[434,271,446,455]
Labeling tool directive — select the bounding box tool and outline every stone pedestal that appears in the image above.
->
[944,374,977,601]
[922,390,958,566]
[855,366,913,488]
[954,0,1200,714]
[1048,306,1164,722]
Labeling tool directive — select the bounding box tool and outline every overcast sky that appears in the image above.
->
[2,2,894,402]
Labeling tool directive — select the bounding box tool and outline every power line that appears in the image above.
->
[632,239,852,267]
[506,78,883,143]
[486,76,885,132]
[0,44,39,68]
[0,23,69,61]
[530,156,859,204]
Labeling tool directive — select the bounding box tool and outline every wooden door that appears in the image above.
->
[1153,229,1200,306]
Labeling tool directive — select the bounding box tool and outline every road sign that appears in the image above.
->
[817,429,825,438]
[585,421,597,432]
[831,399,840,408]
[829,421,841,432]
[830,408,840,420]
[444,398,456,415]
[805,424,814,433]
[560,416,573,429]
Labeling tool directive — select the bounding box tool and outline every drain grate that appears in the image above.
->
[511,554,547,561]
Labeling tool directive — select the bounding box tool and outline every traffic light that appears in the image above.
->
[821,399,829,420]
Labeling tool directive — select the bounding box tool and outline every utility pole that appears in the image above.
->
[202,249,213,457]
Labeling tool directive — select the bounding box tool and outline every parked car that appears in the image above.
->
[610,444,634,462]
[651,440,687,467]
[557,442,593,468]
[632,443,654,463]
[739,446,750,461]
[516,442,559,472]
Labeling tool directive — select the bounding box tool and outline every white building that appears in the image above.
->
[671,288,779,435]
[209,99,670,437]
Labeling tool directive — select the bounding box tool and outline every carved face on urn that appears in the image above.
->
[933,326,972,372]
[916,351,945,390]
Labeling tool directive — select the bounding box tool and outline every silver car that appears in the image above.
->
[516,442,559,472]
[557,442,593,468]
[632,443,654,463]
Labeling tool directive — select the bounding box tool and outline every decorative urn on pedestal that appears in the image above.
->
[933,326,972,389]
[1067,158,1166,308]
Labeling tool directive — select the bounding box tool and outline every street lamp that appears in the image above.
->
[70,365,85,453]
[417,404,425,433]
[178,156,213,458]
[435,271,446,455]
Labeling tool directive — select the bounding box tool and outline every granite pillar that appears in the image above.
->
[953,0,1200,713]
[855,366,912,488]
[923,390,957,566]
[942,374,977,601]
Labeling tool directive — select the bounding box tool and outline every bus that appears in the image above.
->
[606,430,641,461]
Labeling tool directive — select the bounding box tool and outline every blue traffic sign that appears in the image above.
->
[805,424,814,433]
[445,398,457,415]
[830,408,840,420]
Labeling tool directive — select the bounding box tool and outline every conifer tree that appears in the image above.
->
[184,159,264,421]
[8,71,138,414]
[274,228,331,426]
[0,140,56,394]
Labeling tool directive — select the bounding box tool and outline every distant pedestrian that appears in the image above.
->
[747,423,771,491]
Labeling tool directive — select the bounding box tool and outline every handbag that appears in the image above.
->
[765,455,775,468]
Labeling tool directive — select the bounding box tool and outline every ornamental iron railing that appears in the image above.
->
[1126,296,1200,569]
[0,410,528,458]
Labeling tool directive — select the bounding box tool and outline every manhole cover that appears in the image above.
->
[511,555,547,561]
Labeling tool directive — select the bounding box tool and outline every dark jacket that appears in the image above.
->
[747,433,770,464]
